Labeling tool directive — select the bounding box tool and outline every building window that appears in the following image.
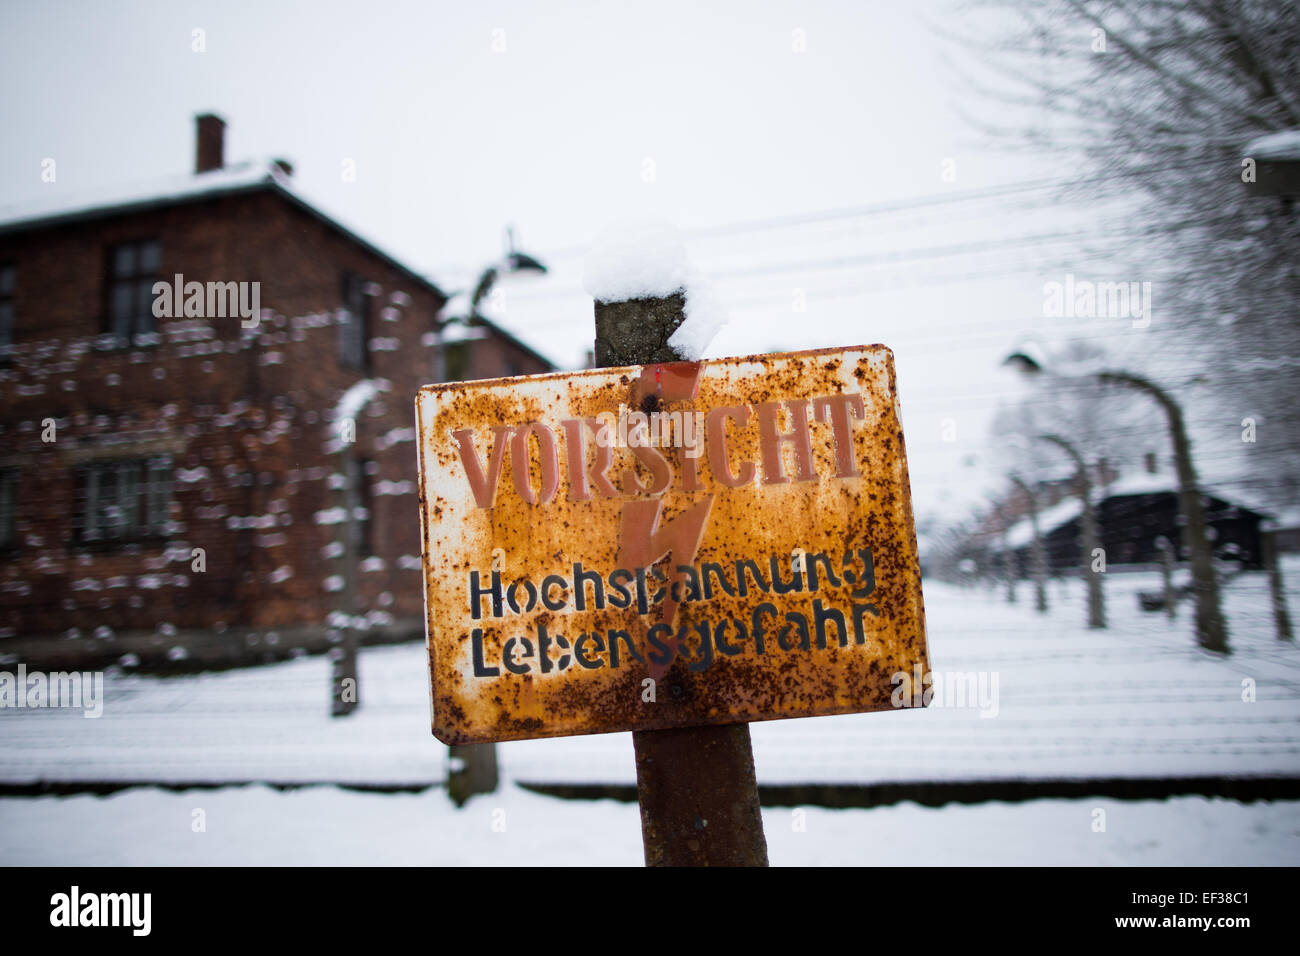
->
[339,272,370,372]
[0,263,14,364]
[349,457,375,557]
[106,239,161,343]
[79,456,172,542]
[0,470,17,551]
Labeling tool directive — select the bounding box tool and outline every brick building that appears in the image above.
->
[0,115,553,668]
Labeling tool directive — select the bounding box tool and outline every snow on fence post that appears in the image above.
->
[586,223,768,867]
[329,381,378,718]
[331,444,361,717]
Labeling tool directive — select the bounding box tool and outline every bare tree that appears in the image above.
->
[948,0,1300,511]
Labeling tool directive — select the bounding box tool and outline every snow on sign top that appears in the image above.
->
[414,345,930,744]
[583,221,690,301]
[582,221,728,361]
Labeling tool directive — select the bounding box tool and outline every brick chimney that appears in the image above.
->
[195,113,226,173]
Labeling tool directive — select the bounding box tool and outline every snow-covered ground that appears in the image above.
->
[1,563,1297,788]
[3,562,1298,865]
[1,784,1296,865]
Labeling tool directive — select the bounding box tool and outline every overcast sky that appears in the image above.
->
[2,0,1159,528]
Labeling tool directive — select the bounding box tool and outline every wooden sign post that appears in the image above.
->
[594,292,768,866]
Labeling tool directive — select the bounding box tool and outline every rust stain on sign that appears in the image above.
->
[415,345,930,744]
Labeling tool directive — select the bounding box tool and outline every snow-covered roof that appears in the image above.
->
[440,290,472,320]
[1099,473,1271,515]
[0,159,453,315]
[0,160,284,234]
[1246,130,1300,162]
[433,273,559,369]
[0,145,562,372]
[1000,473,1274,549]
[1004,496,1084,548]
[440,322,490,343]
[1096,472,1177,498]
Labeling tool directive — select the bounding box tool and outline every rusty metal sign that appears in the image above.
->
[415,345,929,744]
